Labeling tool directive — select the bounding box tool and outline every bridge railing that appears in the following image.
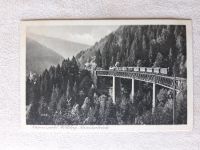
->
[95,70,186,91]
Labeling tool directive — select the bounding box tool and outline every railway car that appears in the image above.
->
[160,68,168,75]
[134,67,139,72]
[153,67,160,74]
[127,67,134,71]
[108,66,169,75]
[146,68,153,73]
[140,67,146,72]
[117,67,122,71]
[122,67,128,71]
[131,67,136,71]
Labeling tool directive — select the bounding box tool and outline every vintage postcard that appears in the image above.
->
[20,19,193,132]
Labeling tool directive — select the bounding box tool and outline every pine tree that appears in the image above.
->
[66,80,72,101]
[49,85,60,113]
[149,46,153,67]
[26,82,40,124]
[95,49,102,67]
[110,56,114,67]
[73,81,78,94]
[116,51,120,63]
[26,77,31,105]
[72,81,78,104]
[153,52,164,67]
[168,48,173,75]
[70,56,79,85]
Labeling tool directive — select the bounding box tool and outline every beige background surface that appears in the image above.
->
[0,0,199,150]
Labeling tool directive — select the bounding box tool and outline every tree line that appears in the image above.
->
[26,56,94,124]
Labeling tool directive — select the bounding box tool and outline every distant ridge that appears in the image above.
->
[26,37,64,75]
[27,33,90,59]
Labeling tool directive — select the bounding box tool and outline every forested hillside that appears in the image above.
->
[26,57,95,124]
[76,25,186,77]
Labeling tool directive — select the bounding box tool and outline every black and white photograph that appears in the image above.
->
[21,20,192,129]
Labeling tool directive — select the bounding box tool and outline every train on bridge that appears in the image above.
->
[108,66,169,75]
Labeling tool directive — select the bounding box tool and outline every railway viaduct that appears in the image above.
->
[91,69,186,113]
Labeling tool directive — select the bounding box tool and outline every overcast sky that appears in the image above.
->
[27,25,119,45]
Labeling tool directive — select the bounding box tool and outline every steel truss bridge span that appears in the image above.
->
[95,70,186,92]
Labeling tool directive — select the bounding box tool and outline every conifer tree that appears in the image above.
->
[95,49,102,67]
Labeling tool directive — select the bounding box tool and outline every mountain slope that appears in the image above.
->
[76,25,187,77]
[28,33,90,59]
[26,38,64,75]
[75,34,109,67]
